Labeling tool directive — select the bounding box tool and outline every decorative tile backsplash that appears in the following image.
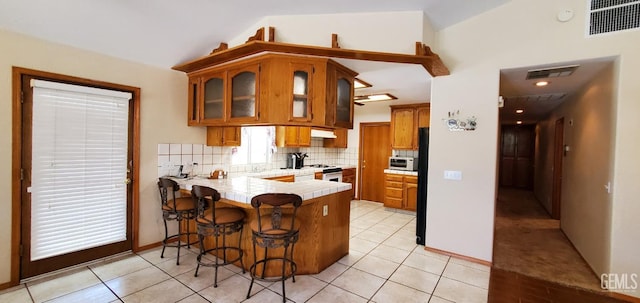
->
[157,138,358,178]
[392,150,419,158]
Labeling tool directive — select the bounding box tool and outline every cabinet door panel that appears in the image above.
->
[229,65,259,121]
[385,187,403,199]
[405,182,418,211]
[203,76,224,121]
[391,108,415,149]
[187,78,199,125]
[291,63,314,122]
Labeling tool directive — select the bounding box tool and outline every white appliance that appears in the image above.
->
[322,167,343,182]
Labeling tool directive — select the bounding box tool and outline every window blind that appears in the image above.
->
[30,79,131,261]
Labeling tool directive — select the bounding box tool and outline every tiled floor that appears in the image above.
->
[0,200,489,303]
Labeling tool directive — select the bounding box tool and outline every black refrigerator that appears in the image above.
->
[416,127,429,245]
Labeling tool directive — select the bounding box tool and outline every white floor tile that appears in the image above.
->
[105,266,171,297]
[331,268,386,299]
[174,265,235,291]
[433,277,488,303]
[199,274,262,303]
[389,265,440,294]
[349,237,379,254]
[368,243,412,263]
[443,262,490,289]
[403,252,449,275]
[337,250,365,266]
[312,261,349,283]
[0,286,32,303]
[121,278,194,303]
[90,255,152,281]
[46,284,117,303]
[27,268,101,303]
[371,281,431,303]
[448,257,491,272]
[306,284,367,303]
[268,275,328,302]
[352,254,401,279]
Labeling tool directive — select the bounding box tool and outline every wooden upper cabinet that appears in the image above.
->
[185,54,356,128]
[289,62,314,122]
[328,62,356,129]
[275,126,311,147]
[390,103,430,150]
[323,128,348,148]
[391,108,416,149]
[206,126,241,146]
[228,64,260,122]
[201,72,225,124]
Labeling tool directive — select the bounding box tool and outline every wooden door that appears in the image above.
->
[551,118,564,219]
[500,125,535,189]
[391,108,415,149]
[359,123,391,202]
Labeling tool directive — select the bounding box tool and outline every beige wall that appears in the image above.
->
[429,0,640,297]
[535,62,616,275]
[0,29,203,283]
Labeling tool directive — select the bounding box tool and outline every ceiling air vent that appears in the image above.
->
[526,65,579,80]
[589,0,640,35]
[504,93,567,103]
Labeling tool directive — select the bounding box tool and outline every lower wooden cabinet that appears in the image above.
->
[384,173,418,211]
[342,168,356,199]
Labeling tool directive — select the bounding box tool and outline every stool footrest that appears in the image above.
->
[196,247,243,267]
[248,257,297,282]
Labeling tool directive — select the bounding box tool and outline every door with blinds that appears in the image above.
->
[20,76,134,278]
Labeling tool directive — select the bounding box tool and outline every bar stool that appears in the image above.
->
[246,193,302,303]
[157,177,197,265]
[191,185,246,287]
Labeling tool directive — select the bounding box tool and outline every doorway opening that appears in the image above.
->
[493,57,617,291]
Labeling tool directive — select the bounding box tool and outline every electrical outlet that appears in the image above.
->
[323,205,328,216]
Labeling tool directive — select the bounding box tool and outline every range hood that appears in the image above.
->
[310,129,337,138]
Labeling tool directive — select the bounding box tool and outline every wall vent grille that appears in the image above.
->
[589,0,640,35]
[504,93,567,103]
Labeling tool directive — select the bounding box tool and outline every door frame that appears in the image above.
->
[358,122,391,201]
[9,67,141,286]
[551,117,564,220]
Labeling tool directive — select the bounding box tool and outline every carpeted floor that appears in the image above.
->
[493,188,603,292]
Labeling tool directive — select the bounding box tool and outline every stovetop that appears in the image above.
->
[307,164,334,168]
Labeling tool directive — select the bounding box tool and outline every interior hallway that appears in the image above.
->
[492,188,602,291]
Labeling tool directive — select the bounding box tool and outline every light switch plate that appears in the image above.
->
[444,170,463,181]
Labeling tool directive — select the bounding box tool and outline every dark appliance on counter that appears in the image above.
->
[416,127,429,245]
[286,152,308,169]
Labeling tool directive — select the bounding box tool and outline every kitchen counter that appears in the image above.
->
[175,175,352,276]
[176,176,352,205]
[384,169,418,176]
[240,164,356,180]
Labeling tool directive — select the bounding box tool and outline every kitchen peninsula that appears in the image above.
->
[176,176,352,275]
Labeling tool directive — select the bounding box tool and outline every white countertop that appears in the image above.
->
[384,169,418,176]
[175,176,352,204]
[242,165,356,179]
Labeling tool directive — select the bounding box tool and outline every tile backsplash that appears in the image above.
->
[157,139,358,178]
[391,150,419,158]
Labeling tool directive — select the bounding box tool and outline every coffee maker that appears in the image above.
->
[286,152,308,169]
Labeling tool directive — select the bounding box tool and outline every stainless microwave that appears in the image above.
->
[389,156,418,171]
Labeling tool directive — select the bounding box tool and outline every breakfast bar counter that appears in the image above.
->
[175,177,352,276]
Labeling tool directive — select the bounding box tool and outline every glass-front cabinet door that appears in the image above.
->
[200,72,225,123]
[334,70,354,128]
[290,63,313,122]
[229,64,260,121]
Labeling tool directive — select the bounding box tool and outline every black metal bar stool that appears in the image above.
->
[157,177,197,265]
[191,185,246,287]
[246,193,302,303]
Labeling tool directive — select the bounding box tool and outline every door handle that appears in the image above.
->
[124,178,132,185]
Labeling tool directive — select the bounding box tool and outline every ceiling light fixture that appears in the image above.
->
[354,78,372,89]
[354,93,397,103]
[516,109,524,114]
[516,121,523,124]
[535,81,549,87]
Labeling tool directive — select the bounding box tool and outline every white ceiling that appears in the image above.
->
[499,58,615,124]
[0,0,509,103]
